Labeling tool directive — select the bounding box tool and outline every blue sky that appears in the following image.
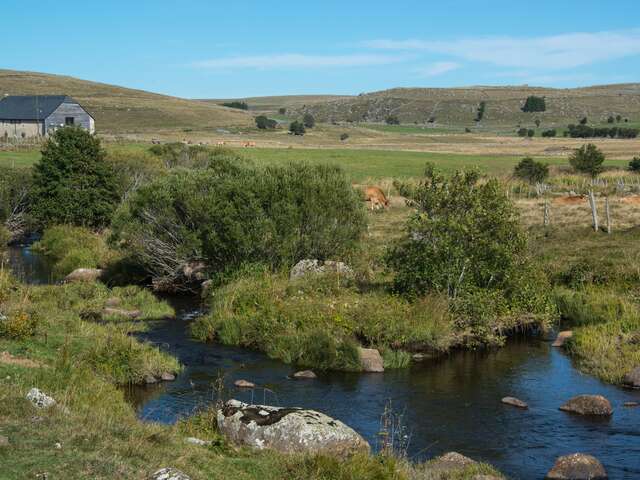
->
[3,1,639,98]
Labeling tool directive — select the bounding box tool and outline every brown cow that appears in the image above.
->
[364,186,389,210]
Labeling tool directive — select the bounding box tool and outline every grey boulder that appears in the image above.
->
[622,366,640,389]
[64,268,103,283]
[289,259,354,281]
[559,395,613,416]
[217,399,369,457]
[358,347,384,372]
[26,388,56,409]
[150,468,191,480]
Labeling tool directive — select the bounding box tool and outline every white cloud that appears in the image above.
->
[415,61,461,77]
[365,30,640,69]
[192,53,410,69]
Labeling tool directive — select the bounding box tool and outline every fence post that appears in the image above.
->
[543,200,550,227]
[588,190,598,232]
[605,197,612,234]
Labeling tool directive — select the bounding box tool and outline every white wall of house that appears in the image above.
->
[44,101,95,134]
[0,120,43,139]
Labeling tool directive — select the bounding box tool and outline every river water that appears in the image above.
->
[7,245,640,479]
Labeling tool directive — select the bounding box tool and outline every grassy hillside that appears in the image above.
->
[283,84,640,127]
[0,70,251,134]
[202,94,351,113]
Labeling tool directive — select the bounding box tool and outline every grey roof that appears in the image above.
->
[0,95,76,120]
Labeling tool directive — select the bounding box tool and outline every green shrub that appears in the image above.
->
[385,115,400,125]
[629,157,640,172]
[111,162,366,289]
[569,143,605,177]
[513,157,549,184]
[340,133,349,141]
[541,129,557,137]
[255,116,277,129]
[106,150,166,199]
[31,127,119,228]
[0,310,38,339]
[303,113,316,128]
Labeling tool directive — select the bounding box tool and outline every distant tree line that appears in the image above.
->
[522,96,546,113]
[565,124,639,139]
[221,101,249,110]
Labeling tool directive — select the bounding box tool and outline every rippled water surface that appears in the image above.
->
[9,245,640,479]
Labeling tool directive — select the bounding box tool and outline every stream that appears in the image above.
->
[7,245,640,480]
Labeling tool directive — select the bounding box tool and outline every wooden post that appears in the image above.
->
[605,197,611,234]
[543,200,550,227]
[588,190,598,232]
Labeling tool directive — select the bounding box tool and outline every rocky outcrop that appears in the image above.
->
[425,452,477,475]
[622,366,640,389]
[26,388,56,409]
[150,467,191,480]
[545,453,607,479]
[64,268,103,283]
[358,347,384,372]
[552,331,573,347]
[559,395,613,416]
[234,379,256,388]
[217,399,369,456]
[501,396,528,409]
[292,370,317,379]
[289,259,354,281]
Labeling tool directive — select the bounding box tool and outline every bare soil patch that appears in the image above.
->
[0,351,45,369]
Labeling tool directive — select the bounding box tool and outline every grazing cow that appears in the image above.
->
[364,186,389,210]
[243,141,256,148]
[216,141,226,146]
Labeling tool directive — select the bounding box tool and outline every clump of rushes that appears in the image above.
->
[555,287,640,384]
[191,269,456,371]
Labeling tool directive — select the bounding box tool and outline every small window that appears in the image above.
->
[65,117,74,126]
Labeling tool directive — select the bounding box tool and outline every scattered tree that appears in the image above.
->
[278,107,286,115]
[569,143,605,177]
[527,129,535,138]
[475,101,486,122]
[303,113,316,129]
[340,133,349,141]
[517,128,529,137]
[522,96,546,112]
[629,157,640,172]
[513,157,549,184]
[255,115,277,130]
[579,117,588,125]
[616,115,622,123]
[535,119,541,128]
[541,129,557,137]
[607,116,615,124]
[31,127,119,228]
[289,121,306,136]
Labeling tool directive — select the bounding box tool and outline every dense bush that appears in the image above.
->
[541,129,557,137]
[255,115,277,129]
[106,150,166,200]
[340,133,349,141]
[629,157,640,172]
[386,167,554,338]
[569,143,605,177]
[111,161,366,290]
[289,120,306,135]
[522,96,546,112]
[303,113,316,128]
[517,128,528,137]
[513,157,549,184]
[31,127,119,229]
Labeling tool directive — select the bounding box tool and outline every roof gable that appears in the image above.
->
[0,95,77,120]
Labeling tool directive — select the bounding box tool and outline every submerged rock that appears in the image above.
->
[289,259,354,281]
[103,307,141,319]
[292,370,317,379]
[234,379,256,388]
[358,347,384,372]
[623,401,639,407]
[622,366,640,389]
[150,467,191,480]
[560,395,613,416]
[501,396,529,409]
[217,399,369,456]
[161,372,176,382]
[545,453,607,479]
[64,268,103,283]
[552,331,573,347]
[26,388,56,409]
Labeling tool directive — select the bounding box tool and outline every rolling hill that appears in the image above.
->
[279,84,640,128]
[0,69,251,134]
